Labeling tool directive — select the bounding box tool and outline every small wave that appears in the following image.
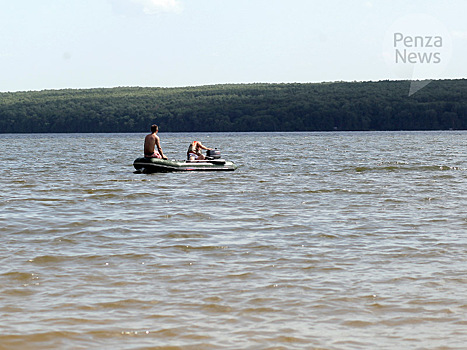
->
[266,334,310,345]
[28,255,70,264]
[162,232,209,239]
[201,303,233,313]
[353,164,464,173]
[172,245,229,252]
[1,271,36,282]
[301,188,376,195]
[239,306,279,314]
[93,299,154,310]
[341,319,374,327]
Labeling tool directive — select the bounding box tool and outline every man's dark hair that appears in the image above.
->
[151,124,158,133]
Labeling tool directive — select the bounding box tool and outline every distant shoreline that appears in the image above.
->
[1,79,466,133]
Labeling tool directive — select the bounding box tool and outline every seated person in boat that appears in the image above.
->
[187,141,212,160]
[144,124,168,159]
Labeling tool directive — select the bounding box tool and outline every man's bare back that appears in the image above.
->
[144,133,157,155]
[144,125,167,159]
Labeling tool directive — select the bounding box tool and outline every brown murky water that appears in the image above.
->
[1,131,466,349]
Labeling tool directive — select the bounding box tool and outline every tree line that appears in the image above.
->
[0,79,465,133]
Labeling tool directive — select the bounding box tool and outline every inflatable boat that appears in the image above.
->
[134,148,237,173]
[133,157,237,173]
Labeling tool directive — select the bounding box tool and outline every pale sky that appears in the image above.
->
[1,0,466,92]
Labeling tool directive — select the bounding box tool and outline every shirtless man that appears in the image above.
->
[144,124,168,159]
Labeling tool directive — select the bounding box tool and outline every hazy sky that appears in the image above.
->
[1,0,466,92]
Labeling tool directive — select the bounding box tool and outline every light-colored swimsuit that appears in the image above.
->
[187,141,201,159]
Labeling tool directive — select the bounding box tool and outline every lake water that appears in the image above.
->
[1,131,466,350]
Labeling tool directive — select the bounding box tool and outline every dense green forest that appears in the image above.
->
[0,79,465,133]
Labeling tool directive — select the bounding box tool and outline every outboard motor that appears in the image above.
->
[206,148,221,159]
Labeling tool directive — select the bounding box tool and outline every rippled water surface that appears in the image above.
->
[1,131,466,349]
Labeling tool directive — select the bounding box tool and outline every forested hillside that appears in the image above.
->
[0,79,465,133]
